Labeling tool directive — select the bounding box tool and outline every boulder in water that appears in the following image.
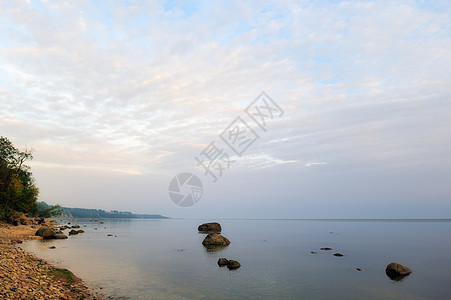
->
[202,233,230,246]
[385,262,412,280]
[198,222,222,233]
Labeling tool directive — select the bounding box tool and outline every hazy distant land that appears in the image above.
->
[37,202,168,219]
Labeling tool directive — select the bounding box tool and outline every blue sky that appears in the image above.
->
[0,0,450,218]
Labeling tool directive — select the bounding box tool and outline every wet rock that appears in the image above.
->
[68,230,79,235]
[202,233,230,246]
[54,234,68,239]
[71,225,80,229]
[107,234,113,236]
[76,229,84,233]
[310,251,317,254]
[198,222,222,233]
[227,260,241,270]
[217,258,229,266]
[356,268,362,271]
[385,263,412,280]
[320,247,332,251]
[35,227,55,239]
[333,253,343,257]
[49,246,56,249]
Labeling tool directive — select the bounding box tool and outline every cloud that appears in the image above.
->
[0,1,450,217]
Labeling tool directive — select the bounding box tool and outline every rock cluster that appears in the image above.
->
[35,226,70,239]
[217,258,241,270]
[198,222,241,271]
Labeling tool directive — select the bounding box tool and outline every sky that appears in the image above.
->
[0,0,450,219]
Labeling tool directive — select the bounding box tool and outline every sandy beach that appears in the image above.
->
[0,222,102,300]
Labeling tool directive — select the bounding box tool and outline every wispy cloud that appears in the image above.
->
[304,162,327,167]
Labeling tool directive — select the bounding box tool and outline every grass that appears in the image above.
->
[48,268,76,284]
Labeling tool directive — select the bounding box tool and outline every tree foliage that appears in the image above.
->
[0,136,40,222]
[29,201,63,218]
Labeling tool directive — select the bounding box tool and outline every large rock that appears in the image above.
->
[198,222,222,233]
[35,227,55,239]
[385,263,412,280]
[202,233,230,246]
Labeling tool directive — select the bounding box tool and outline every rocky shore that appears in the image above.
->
[0,222,103,300]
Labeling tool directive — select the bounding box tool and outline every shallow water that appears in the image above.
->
[23,219,451,299]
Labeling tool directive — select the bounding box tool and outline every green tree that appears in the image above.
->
[0,136,39,222]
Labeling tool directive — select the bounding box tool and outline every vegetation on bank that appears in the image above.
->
[37,201,168,219]
[0,136,62,224]
[53,202,168,219]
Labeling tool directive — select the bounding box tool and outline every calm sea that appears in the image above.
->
[22,219,451,299]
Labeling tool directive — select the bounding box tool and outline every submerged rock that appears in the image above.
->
[385,263,412,280]
[320,247,333,251]
[202,233,230,246]
[198,222,222,233]
[227,260,241,270]
[218,258,229,266]
[54,233,68,239]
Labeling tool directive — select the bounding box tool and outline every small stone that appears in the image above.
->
[310,251,317,254]
[227,260,241,270]
[49,246,56,249]
[217,258,229,266]
[333,253,343,257]
[320,247,332,251]
[356,268,362,271]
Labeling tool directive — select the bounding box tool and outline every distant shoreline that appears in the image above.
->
[170,218,451,222]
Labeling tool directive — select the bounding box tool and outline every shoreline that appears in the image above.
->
[0,222,104,300]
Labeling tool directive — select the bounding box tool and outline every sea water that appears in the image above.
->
[22,219,451,299]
